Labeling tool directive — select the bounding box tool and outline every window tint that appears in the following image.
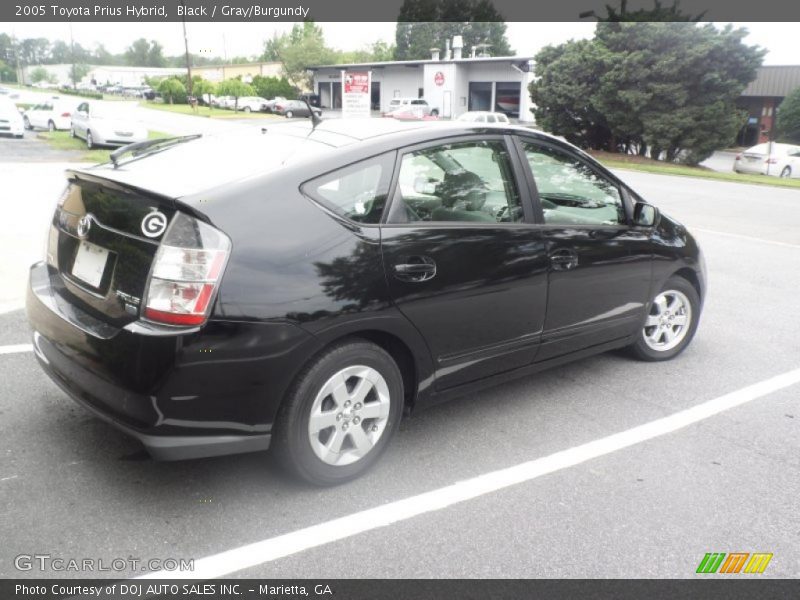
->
[390,140,523,224]
[304,154,394,224]
[486,115,496,123]
[521,142,626,226]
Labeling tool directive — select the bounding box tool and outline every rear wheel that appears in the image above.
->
[69,127,76,138]
[285,110,293,118]
[627,276,700,361]
[780,166,792,178]
[48,120,55,132]
[272,340,403,486]
[430,109,439,117]
[23,117,31,130]
[243,106,251,113]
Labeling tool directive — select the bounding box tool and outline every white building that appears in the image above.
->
[308,39,535,122]
[22,64,184,87]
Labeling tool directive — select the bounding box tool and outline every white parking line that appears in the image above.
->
[0,301,24,314]
[140,367,800,580]
[0,344,33,355]
[692,227,800,249]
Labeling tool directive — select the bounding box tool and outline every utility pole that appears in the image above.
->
[180,0,194,108]
[69,23,76,88]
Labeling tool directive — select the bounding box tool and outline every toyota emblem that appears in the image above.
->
[141,210,168,238]
[76,215,92,239]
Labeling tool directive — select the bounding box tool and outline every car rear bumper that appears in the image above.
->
[25,261,318,460]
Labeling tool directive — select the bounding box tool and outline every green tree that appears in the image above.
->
[261,22,336,89]
[776,87,800,143]
[157,77,186,104]
[69,63,90,87]
[125,39,165,67]
[192,78,216,107]
[0,59,15,83]
[530,23,764,164]
[251,75,296,100]
[29,66,52,83]
[216,78,255,111]
[394,0,512,60]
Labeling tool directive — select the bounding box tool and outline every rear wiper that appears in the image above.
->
[109,134,202,168]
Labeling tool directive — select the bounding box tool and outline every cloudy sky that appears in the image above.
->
[5,22,797,65]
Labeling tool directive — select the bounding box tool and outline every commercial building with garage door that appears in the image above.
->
[308,37,535,122]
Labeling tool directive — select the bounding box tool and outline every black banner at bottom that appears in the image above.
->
[2,579,800,600]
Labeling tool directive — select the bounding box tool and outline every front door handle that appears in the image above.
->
[393,256,437,282]
[549,248,579,271]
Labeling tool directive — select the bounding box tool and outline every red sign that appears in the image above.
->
[344,71,370,94]
[434,71,445,86]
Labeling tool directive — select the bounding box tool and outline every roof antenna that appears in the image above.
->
[302,97,322,129]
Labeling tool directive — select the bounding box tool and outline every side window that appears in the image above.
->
[486,115,496,123]
[389,139,523,224]
[521,141,626,226]
[303,154,394,224]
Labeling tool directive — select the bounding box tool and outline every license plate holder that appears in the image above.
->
[72,241,109,288]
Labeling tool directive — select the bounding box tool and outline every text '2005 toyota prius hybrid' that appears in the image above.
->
[27,118,706,485]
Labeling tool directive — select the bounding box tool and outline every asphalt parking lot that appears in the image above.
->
[1,154,798,580]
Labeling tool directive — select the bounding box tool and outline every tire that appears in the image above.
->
[780,166,792,178]
[243,106,251,113]
[272,340,404,486]
[48,120,55,132]
[430,109,439,117]
[285,111,293,118]
[627,276,700,362]
[23,117,32,130]
[86,131,94,149]
[69,127,75,138]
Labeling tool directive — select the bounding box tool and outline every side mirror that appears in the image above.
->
[633,201,659,227]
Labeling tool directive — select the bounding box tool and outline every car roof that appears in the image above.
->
[70,119,572,199]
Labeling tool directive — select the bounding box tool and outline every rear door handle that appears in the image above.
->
[549,248,579,271]
[393,256,437,282]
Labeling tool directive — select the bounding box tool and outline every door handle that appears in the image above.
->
[393,256,437,282]
[549,248,579,271]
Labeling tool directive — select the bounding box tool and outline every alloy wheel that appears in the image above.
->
[642,290,692,352]
[780,167,791,178]
[307,365,391,467]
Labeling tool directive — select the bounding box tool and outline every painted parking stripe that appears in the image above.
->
[692,227,800,249]
[0,344,32,355]
[139,367,800,580]
[0,301,24,315]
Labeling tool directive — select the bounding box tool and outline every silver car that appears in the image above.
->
[734,142,800,178]
[71,101,148,149]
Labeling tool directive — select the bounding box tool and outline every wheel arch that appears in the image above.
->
[671,266,703,301]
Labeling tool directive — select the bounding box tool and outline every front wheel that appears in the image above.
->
[627,276,700,361]
[243,106,251,113]
[23,117,32,130]
[430,109,439,117]
[48,120,55,132]
[272,340,403,485]
[780,166,792,178]
[86,131,94,149]
[285,110,293,118]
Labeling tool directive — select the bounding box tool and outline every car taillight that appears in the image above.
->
[734,153,741,160]
[60,112,71,117]
[143,212,231,327]
[766,157,778,164]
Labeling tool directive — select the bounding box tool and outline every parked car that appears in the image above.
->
[299,93,321,108]
[0,97,24,138]
[457,111,510,124]
[23,101,78,131]
[262,96,287,113]
[273,99,322,118]
[26,119,706,485]
[383,97,438,118]
[70,101,148,148]
[733,142,800,178]
[234,96,268,113]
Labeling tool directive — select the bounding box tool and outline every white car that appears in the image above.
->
[384,97,439,117]
[734,142,800,178]
[457,111,510,124]
[23,101,78,131]
[71,101,148,149]
[235,96,268,112]
[0,97,25,138]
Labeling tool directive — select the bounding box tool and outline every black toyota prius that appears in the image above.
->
[26,118,706,485]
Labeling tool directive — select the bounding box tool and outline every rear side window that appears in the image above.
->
[303,153,395,224]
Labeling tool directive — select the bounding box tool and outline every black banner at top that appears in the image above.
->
[3,0,800,22]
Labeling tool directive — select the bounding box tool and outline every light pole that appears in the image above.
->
[179,0,194,107]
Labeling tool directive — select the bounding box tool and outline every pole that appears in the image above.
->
[69,23,76,88]
[180,0,194,107]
